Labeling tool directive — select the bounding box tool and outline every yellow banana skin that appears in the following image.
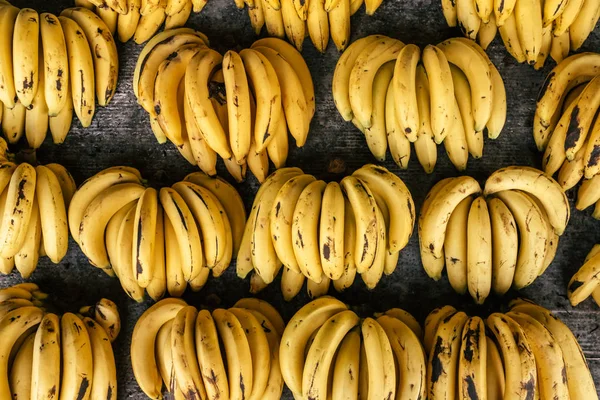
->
[458,317,487,400]
[9,331,35,400]
[13,9,40,108]
[60,313,94,400]
[131,187,158,288]
[36,165,69,264]
[39,13,69,116]
[195,309,230,400]
[0,5,19,108]
[31,311,62,400]
[319,182,345,280]
[467,196,492,304]
[83,317,118,400]
[444,196,472,295]
[393,44,421,141]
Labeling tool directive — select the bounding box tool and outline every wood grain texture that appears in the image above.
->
[2,0,600,398]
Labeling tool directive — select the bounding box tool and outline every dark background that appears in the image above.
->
[3,0,600,397]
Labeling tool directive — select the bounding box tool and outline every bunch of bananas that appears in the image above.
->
[424,299,597,400]
[237,164,415,299]
[0,4,119,147]
[568,243,600,306]
[333,36,506,173]
[69,166,246,301]
[533,53,600,219]
[74,0,208,43]
[131,297,284,399]
[234,0,381,52]
[134,31,315,182]
[280,296,426,400]
[441,0,599,68]
[419,166,569,303]
[0,283,121,400]
[0,146,74,279]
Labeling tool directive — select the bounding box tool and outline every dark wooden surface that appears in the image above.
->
[3,0,600,398]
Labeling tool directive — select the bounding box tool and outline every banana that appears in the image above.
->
[36,165,69,263]
[509,300,598,399]
[60,313,93,400]
[458,317,487,399]
[331,35,382,121]
[0,286,34,303]
[583,114,600,180]
[329,0,350,51]
[302,310,360,400]
[117,0,142,42]
[2,100,26,143]
[331,328,360,399]
[0,5,19,108]
[262,0,285,38]
[96,4,118,35]
[80,298,121,342]
[171,306,207,400]
[165,0,187,15]
[279,297,348,395]
[444,98,469,170]
[213,308,254,400]
[450,65,483,158]
[185,49,234,159]
[377,315,427,400]
[444,196,472,295]
[576,174,600,210]
[380,308,422,339]
[105,200,134,277]
[386,82,411,169]
[13,9,39,108]
[514,0,543,64]
[279,0,306,50]
[456,0,481,39]
[49,84,73,144]
[291,0,308,19]
[115,203,145,301]
[229,307,272,400]
[195,309,229,399]
[350,0,363,14]
[318,182,345,280]
[441,0,457,26]
[131,298,187,398]
[419,176,482,279]
[358,339,368,399]
[146,203,166,300]
[363,61,394,160]
[39,13,69,116]
[536,53,600,125]
[0,299,35,323]
[164,211,188,297]
[414,64,437,172]
[134,1,167,44]
[0,307,43,399]
[0,163,36,258]
[340,176,380,273]
[360,201,386,287]
[140,0,161,16]
[266,111,289,168]
[507,311,569,400]
[307,275,331,298]
[154,319,175,393]
[422,44,454,143]
[534,25,553,70]
[554,0,585,36]
[239,49,283,153]
[569,0,600,50]
[14,197,40,278]
[542,97,577,175]
[360,318,393,400]
[426,311,468,399]
[130,187,158,287]
[306,0,329,53]
[59,16,96,128]
[79,182,145,269]
[550,30,570,64]
[253,46,310,147]
[25,51,49,148]
[333,197,357,292]
[234,297,285,336]
[9,332,35,400]
[43,164,74,209]
[269,175,315,272]
[392,44,420,141]
[567,246,600,305]
[250,168,302,282]
[477,13,497,50]
[61,7,119,106]
[83,317,117,400]
[438,38,493,131]
[292,179,327,282]
[159,187,204,282]
[558,141,586,190]
[486,313,537,399]
[466,196,492,304]
[494,0,516,25]
[487,197,518,295]
[349,37,404,128]
[281,266,305,301]
[486,336,505,400]
[248,0,265,34]
[184,75,218,172]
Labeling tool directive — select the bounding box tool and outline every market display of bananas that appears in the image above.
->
[333,35,507,173]
[73,0,209,43]
[279,296,425,400]
[133,31,315,183]
[0,283,121,400]
[422,299,597,400]
[419,166,569,303]
[0,4,119,147]
[237,164,415,298]
[440,0,600,68]
[233,0,380,52]
[0,141,73,279]
[568,243,600,306]
[69,166,246,301]
[533,53,600,220]
[131,296,285,399]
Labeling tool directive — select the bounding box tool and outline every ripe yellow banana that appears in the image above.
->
[319,182,345,280]
[362,317,396,400]
[359,203,385,288]
[13,8,40,108]
[450,65,483,158]
[25,53,48,150]
[14,196,41,279]
[83,317,118,400]
[486,336,505,400]
[134,1,167,44]
[558,141,586,190]
[554,0,585,36]
[477,13,497,50]
[307,274,330,297]
[443,98,469,170]
[195,309,230,399]
[414,64,437,173]
[364,61,394,161]
[163,210,188,296]
[514,0,543,64]
[248,0,265,34]
[392,44,420,141]
[307,0,329,52]
[441,0,457,26]
[234,297,285,336]
[60,313,93,400]
[115,203,145,301]
[331,328,360,399]
[146,203,166,301]
[534,25,553,70]
[422,44,454,143]
[569,0,600,50]
[39,13,69,116]
[458,317,487,399]
[386,81,411,168]
[467,196,492,304]
[59,16,96,127]
[117,0,142,42]
[494,0,516,25]
[487,197,518,295]
[49,84,73,144]
[0,5,19,108]
[9,332,35,400]
[456,0,481,39]
[262,0,285,38]
[381,308,423,338]
[333,197,357,292]
[329,0,350,51]
[36,165,69,264]
[444,195,472,295]
[130,187,158,288]
[279,0,306,50]
[281,265,305,300]
[2,100,26,144]
[80,298,121,342]
[31,313,61,400]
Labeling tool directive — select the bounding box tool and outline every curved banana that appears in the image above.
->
[134,2,167,44]
[487,197,518,295]
[164,211,188,297]
[554,0,585,36]
[319,182,345,280]
[80,298,121,342]
[567,247,600,305]
[278,0,305,50]
[117,0,142,42]
[130,187,158,288]
[49,84,74,144]
[184,78,218,172]
[195,309,230,399]
[116,204,145,301]
[83,317,118,400]
[234,297,285,336]
[483,166,569,234]
[456,0,481,39]
[386,82,412,169]
[45,163,76,207]
[25,52,49,149]
[36,165,69,263]
[14,197,40,279]
[13,8,39,108]
[444,195,472,295]
[147,203,166,301]
[422,44,455,143]
[569,0,600,51]
[279,297,348,395]
[9,332,35,400]
[514,0,543,64]
[31,313,61,400]
[60,313,93,400]
[131,298,187,398]
[441,0,457,26]
[0,5,19,108]
[329,0,350,51]
[364,61,394,161]
[2,99,26,144]
[486,336,505,400]
[281,266,305,301]
[331,328,360,399]
[39,13,69,116]
[477,14,497,50]
[414,64,437,172]
[444,98,469,170]
[392,44,420,141]
[458,316,486,399]
[451,65,483,158]
[381,308,423,339]
[466,196,492,304]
